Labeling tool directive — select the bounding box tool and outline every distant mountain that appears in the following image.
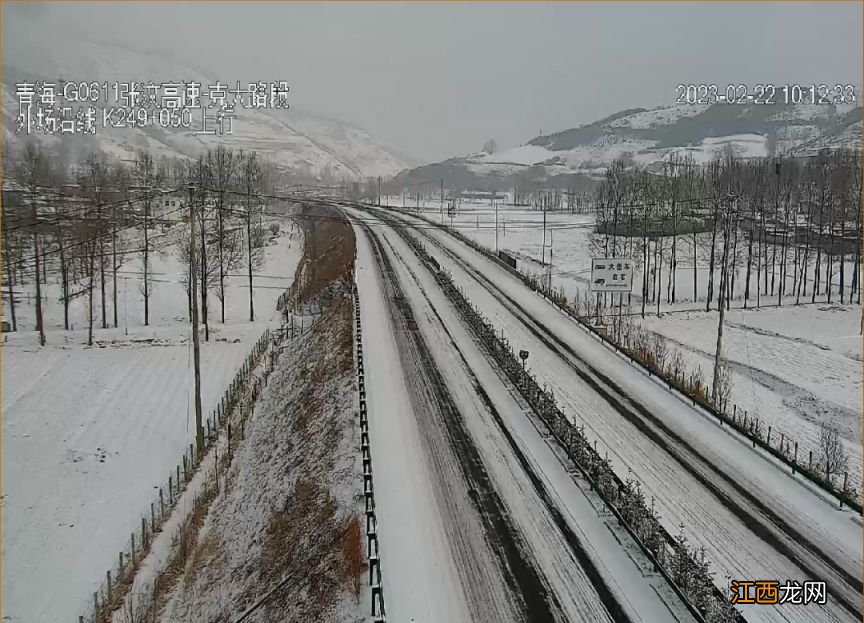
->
[1,37,415,179]
[389,100,861,192]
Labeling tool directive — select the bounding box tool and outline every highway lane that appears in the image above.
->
[351,206,701,622]
[375,205,863,623]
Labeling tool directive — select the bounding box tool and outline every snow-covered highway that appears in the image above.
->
[348,206,703,622]
[366,205,863,623]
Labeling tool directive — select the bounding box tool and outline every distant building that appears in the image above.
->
[459,190,507,201]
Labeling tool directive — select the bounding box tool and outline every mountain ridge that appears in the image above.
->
[1,36,415,179]
[389,99,861,192]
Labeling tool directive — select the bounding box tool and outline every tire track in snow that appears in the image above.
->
[361,222,560,622]
[376,219,634,622]
[390,209,862,622]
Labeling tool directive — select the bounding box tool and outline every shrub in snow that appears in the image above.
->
[818,421,848,484]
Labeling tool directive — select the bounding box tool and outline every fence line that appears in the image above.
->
[417,212,861,513]
[352,278,387,622]
[79,327,274,623]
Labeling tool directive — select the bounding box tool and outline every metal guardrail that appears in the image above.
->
[352,279,387,622]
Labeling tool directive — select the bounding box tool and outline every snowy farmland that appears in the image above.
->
[1,218,303,622]
[640,304,863,489]
[390,197,863,489]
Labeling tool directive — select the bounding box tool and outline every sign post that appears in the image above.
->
[590,258,634,293]
[590,258,633,328]
[519,349,529,372]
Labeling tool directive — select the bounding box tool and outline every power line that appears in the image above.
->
[4,203,189,269]
[2,186,183,234]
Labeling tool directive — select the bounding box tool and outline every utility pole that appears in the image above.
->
[188,184,205,455]
[547,230,553,292]
[31,188,45,346]
[439,180,444,224]
[542,192,547,266]
[144,190,151,326]
[200,192,209,342]
[123,277,128,336]
[775,160,783,307]
[112,201,118,328]
[378,176,381,206]
[712,194,736,407]
[440,178,444,215]
[495,200,499,254]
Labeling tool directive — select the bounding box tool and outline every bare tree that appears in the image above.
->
[81,152,111,330]
[238,150,262,321]
[1,185,24,332]
[715,362,733,413]
[111,162,133,328]
[77,155,111,344]
[49,163,74,330]
[134,150,164,326]
[818,421,847,483]
[16,142,51,345]
[212,226,245,312]
[208,145,236,323]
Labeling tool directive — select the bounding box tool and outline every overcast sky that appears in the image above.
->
[3,1,861,163]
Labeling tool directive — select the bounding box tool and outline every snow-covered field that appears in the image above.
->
[1,218,303,622]
[641,304,863,488]
[389,197,863,489]
[394,198,858,312]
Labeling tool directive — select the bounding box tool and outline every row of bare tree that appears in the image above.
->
[592,148,862,317]
[1,141,281,346]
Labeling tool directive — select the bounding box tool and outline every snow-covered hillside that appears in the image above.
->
[391,100,861,190]
[2,37,413,179]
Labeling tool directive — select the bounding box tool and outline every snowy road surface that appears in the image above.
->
[349,207,700,622]
[375,206,863,623]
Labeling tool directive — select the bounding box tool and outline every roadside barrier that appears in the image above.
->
[352,278,387,622]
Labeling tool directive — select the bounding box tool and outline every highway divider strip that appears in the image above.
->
[395,226,745,623]
[402,208,861,514]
